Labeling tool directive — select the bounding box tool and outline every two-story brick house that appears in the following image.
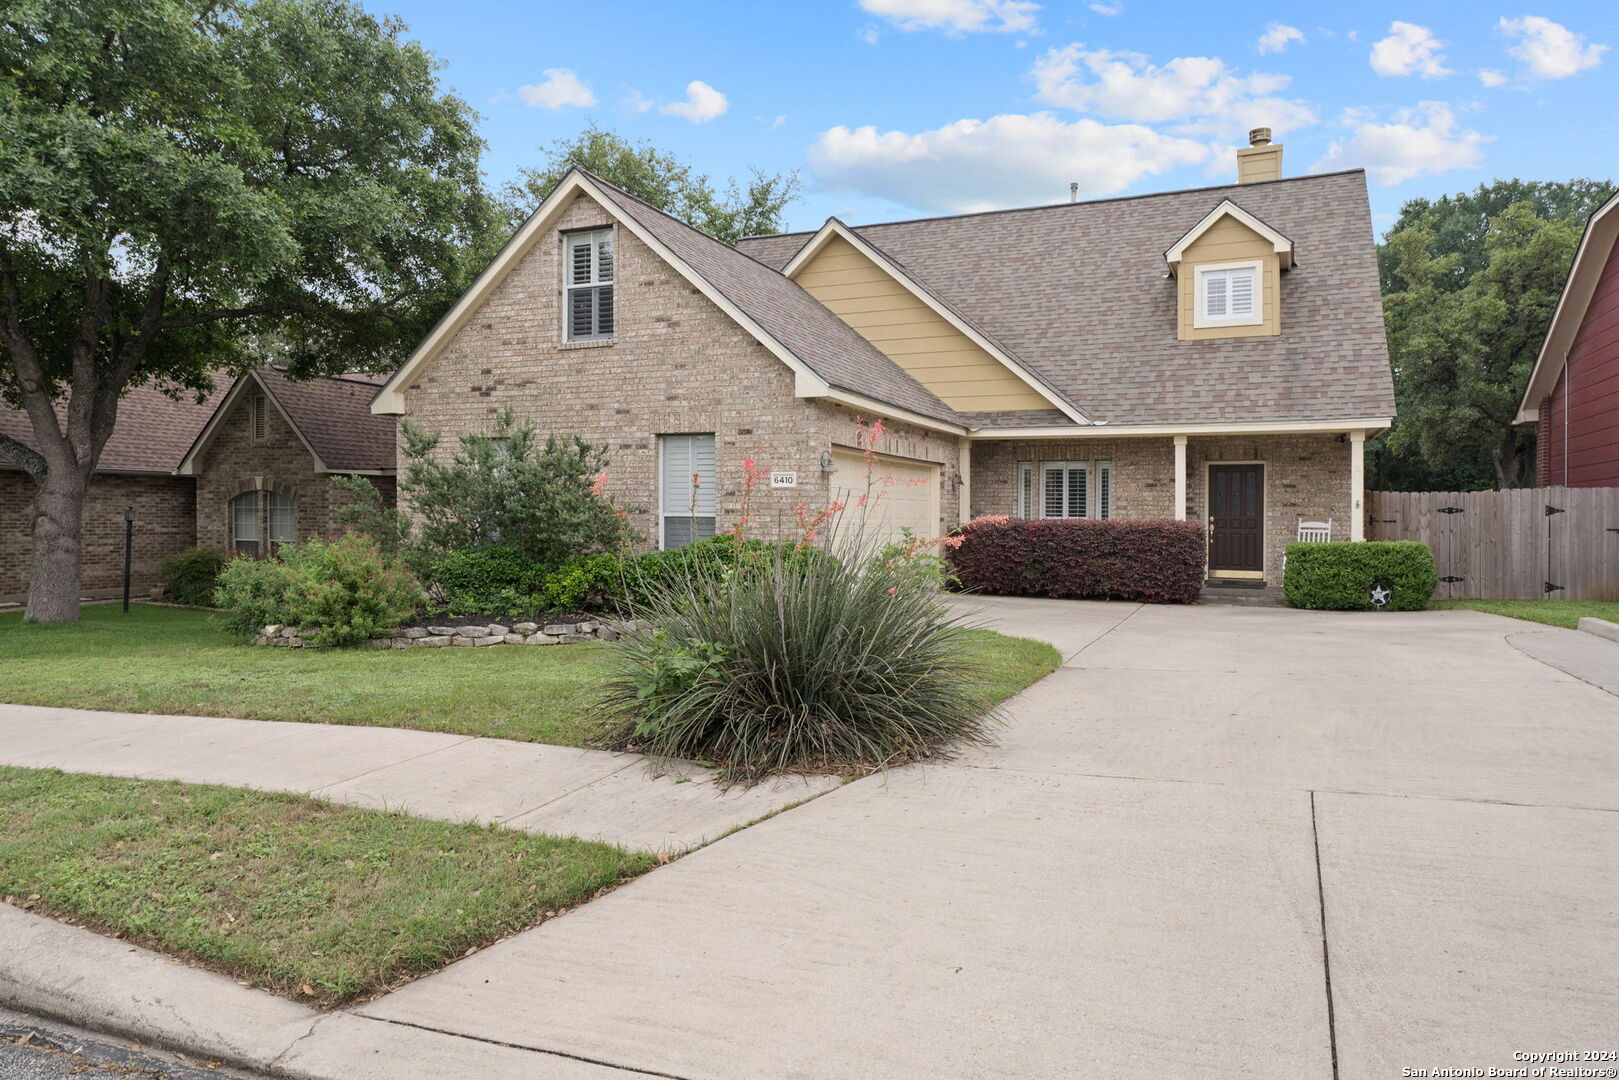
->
[371,131,1396,586]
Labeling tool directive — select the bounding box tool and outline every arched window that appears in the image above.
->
[266,491,295,552]
[230,492,260,556]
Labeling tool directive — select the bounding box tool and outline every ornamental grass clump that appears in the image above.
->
[594,543,996,784]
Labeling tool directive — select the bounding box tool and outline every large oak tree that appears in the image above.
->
[0,0,492,621]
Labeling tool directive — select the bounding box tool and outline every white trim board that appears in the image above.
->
[1165,199,1294,271]
[968,417,1392,440]
[779,217,1091,426]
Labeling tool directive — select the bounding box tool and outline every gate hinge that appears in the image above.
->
[1545,504,1565,516]
[1545,581,1565,594]
[1437,506,1464,514]
[1439,576,1465,583]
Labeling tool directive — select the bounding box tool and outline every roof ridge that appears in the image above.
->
[739,168,1367,242]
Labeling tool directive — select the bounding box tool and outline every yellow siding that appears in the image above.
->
[1236,145,1283,184]
[1176,216,1282,341]
[795,236,1052,412]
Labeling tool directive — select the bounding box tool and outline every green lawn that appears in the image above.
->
[0,766,654,1005]
[1432,598,1619,629]
[0,604,1057,745]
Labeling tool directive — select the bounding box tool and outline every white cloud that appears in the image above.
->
[1089,2,1121,15]
[1369,22,1453,78]
[1311,102,1490,185]
[515,68,595,110]
[857,0,1039,35]
[1030,45,1314,137]
[659,81,729,123]
[1500,16,1607,79]
[770,114,788,130]
[809,112,1208,212]
[1477,67,1508,87]
[1257,23,1304,55]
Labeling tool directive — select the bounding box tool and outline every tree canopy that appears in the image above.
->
[0,0,494,620]
[1371,179,1615,491]
[503,124,800,245]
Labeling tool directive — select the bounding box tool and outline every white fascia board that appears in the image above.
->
[782,218,1091,426]
[1513,192,1619,424]
[821,388,968,436]
[970,417,1392,439]
[370,170,832,416]
[1165,200,1294,269]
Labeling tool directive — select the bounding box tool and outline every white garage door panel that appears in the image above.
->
[829,448,940,547]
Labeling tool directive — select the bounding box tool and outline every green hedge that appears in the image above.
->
[1282,541,1437,611]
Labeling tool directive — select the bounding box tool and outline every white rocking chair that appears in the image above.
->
[1296,518,1333,543]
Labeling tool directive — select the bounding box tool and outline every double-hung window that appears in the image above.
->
[266,491,296,551]
[565,228,615,341]
[660,434,716,549]
[230,492,260,556]
[1016,460,1112,520]
[1194,261,1262,328]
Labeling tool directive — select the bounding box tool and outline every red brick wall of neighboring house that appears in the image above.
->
[1,470,196,601]
[193,385,394,554]
[1541,239,1619,487]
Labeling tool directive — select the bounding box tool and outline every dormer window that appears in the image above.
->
[565,228,614,341]
[1194,261,1262,328]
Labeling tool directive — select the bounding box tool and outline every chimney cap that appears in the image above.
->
[1248,127,1272,147]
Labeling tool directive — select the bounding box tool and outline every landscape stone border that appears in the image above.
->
[252,618,644,650]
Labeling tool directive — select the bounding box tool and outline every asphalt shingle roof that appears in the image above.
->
[0,382,225,474]
[253,368,396,472]
[739,170,1395,426]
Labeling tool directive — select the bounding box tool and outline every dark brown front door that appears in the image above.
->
[1208,464,1264,572]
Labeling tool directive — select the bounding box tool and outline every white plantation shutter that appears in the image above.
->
[1199,265,1259,324]
[661,434,716,548]
[1097,461,1112,519]
[1040,463,1089,519]
[1228,268,1255,317]
[1016,461,1034,518]
[566,229,615,340]
[1204,274,1228,318]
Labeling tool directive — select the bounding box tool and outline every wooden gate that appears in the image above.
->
[1367,488,1619,600]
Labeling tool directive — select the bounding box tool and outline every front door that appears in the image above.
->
[1208,464,1264,574]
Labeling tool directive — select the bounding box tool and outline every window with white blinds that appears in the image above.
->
[267,491,295,550]
[1042,462,1089,519]
[660,434,716,549]
[1097,461,1112,520]
[1195,262,1261,327]
[1016,461,1035,518]
[230,492,260,556]
[565,228,615,341]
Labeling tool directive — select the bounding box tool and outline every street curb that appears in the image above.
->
[0,904,639,1079]
[1576,616,1619,643]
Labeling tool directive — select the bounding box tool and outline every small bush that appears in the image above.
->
[594,546,993,784]
[433,545,555,614]
[159,547,228,607]
[213,556,297,638]
[1282,541,1437,611]
[213,537,422,645]
[945,517,1207,604]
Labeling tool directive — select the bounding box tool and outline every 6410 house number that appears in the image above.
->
[769,471,798,488]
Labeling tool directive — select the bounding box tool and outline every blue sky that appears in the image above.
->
[374,1,1618,236]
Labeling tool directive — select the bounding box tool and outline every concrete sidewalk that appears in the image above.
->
[0,705,836,852]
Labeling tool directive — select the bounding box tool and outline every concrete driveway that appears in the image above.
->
[356,599,1619,1079]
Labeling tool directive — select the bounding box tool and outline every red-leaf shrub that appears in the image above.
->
[944,517,1208,604]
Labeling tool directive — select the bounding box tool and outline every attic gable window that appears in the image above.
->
[565,228,615,341]
[1194,261,1262,328]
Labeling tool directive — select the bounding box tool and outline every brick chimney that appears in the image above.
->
[1236,127,1283,184]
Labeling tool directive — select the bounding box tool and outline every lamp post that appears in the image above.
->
[122,506,134,613]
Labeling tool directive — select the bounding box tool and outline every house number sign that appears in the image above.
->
[769,471,798,488]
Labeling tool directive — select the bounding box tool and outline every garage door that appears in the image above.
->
[828,448,940,548]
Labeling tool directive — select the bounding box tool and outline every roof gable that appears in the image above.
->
[1165,199,1294,271]
[371,169,964,432]
[1516,190,1619,423]
[177,369,395,476]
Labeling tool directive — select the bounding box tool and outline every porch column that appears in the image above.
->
[1173,435,1188,521]
[957,439,972,525]
[1349,430,1366,541]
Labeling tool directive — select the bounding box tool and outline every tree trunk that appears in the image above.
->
[23,467,89,623]
[1494,428,1521,491]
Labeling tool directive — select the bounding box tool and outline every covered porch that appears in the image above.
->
[962,424,1372,585]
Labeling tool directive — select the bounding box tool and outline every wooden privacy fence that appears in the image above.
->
[1368,488,1619,601]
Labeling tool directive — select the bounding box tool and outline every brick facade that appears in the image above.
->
[970,432,1349,583]
[1,470,196,601]
[399,191,962,548]
[194,386,394,553]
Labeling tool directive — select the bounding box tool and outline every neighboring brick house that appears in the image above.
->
[176,368,397,554]
[1,384,222,602]
[372,129,1395,586]
[1516,190,1619,487]
[2,369,394,602]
